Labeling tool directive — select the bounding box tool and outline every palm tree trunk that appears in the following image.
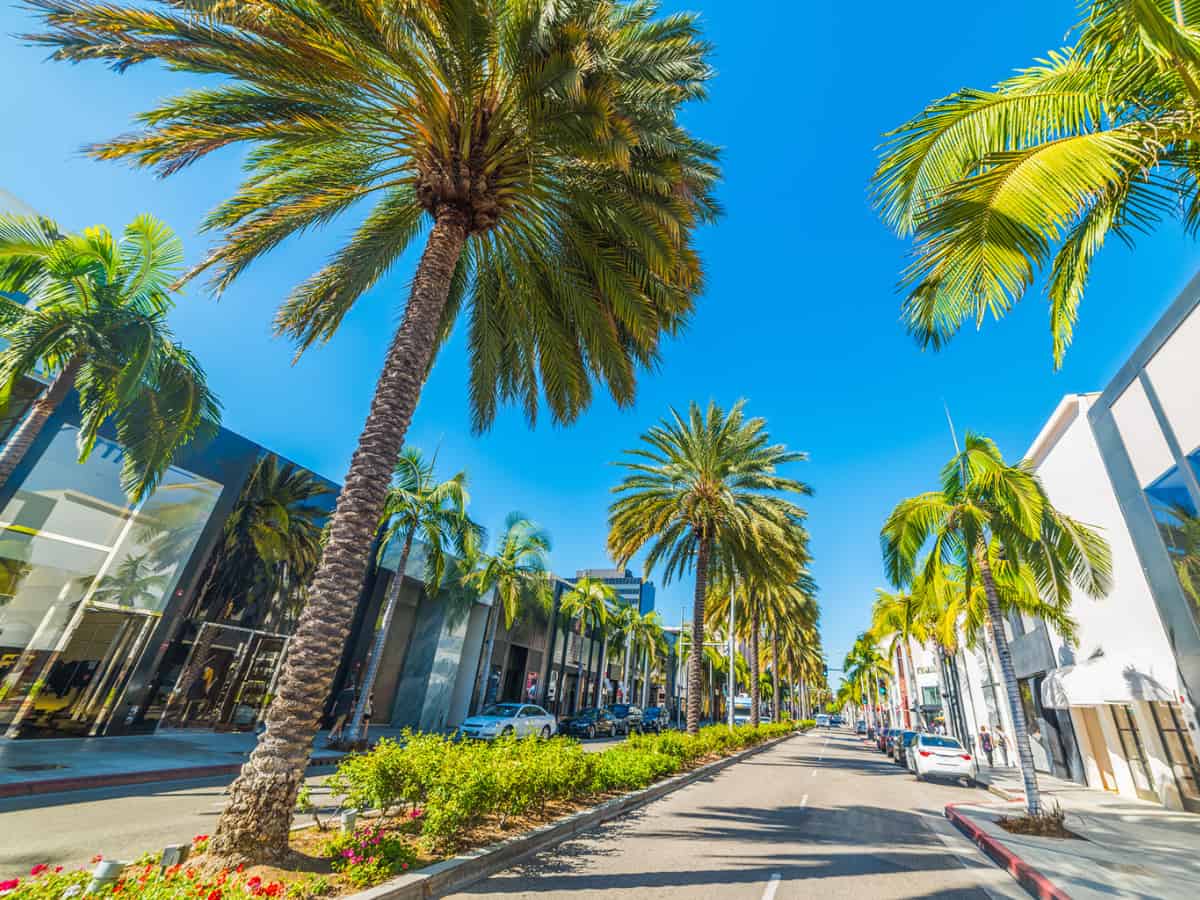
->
[207,208,469,864]
[771,632,781,723]
[577,621,592,711]
[0,357,81,489]
[686,535,710,734]
[640,648,650,708]
[621,638,632,703]
[346,529,414,745]
[748,608,760,728]
[977,546,1043,816]
[594,631,607,707]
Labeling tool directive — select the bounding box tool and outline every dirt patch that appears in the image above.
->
[996,803,1082,840]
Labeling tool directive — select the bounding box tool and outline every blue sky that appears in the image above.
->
[2,1,1197,674]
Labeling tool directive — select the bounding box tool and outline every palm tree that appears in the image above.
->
[609,400,811,734]
[161,455,332,724]
[882,433,1112,815]
[91,554,169,609]
[0,215,219,498]
[868,588,931,729]
[628,610,668,708]
[464,514,553,713]
[27,3,719,860]
[344,448,480,745]
[612,602,640,703]
[870,0,1200,368]
[558,577,616,715]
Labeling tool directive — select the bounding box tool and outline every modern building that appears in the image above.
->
[0,372,491,740]
[575,567,657,615]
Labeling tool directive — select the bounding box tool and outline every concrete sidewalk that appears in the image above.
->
[0,727,407,797]
[950,768,1200,899]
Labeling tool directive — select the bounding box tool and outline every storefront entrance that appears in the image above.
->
[1151,701,1200,812]
[165,622,289,731]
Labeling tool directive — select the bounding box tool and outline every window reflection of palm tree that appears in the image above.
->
[162,455,331,726]
[1162,504,1200,608]
[91,555,170,608]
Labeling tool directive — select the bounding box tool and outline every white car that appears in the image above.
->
[815,714,831,728]
[908,733,977,784]
[456,702,557,740]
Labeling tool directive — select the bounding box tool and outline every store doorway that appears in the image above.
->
[168,622,289,731]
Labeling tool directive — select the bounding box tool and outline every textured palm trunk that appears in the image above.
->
[640,648,650,708]
[621,638,632,703]
[0,357,81,489]
[748,607,760,727]
[577,622,593,711]
[686,535,709,734]
[346,529,414,745]
[904,639,920,727]
[208,209,469,864]
[978,546,1043,816]
[594,632,608,706]
[771,632,781,722]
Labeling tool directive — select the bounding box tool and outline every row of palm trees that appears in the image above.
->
[851,435,1113,817]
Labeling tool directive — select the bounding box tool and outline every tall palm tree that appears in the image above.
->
[868,588,931,729]
[844,635,889,731]
[161,455,332,724]
[870,0,1200,368]
[883,433,1112,815]
[628,609,668,708]
[612,602,639,702]
[464,514,553,713]
[0,215,219,498]
[558,577,616,714]
[345,448,480,744]
[26,1,719,861]
[609,399,811,734]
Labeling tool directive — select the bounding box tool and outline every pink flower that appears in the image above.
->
[0,878,20,893]
[30,864,48,876]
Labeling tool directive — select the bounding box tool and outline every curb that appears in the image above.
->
[945,804,1069,900]
[347,731,803,900]
[0,755,340,799]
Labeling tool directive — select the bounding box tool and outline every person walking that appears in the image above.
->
[994,725,1010,767]
[327,680,357,746]
[979,724,995,768]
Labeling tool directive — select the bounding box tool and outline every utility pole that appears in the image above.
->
[727,577,736,728]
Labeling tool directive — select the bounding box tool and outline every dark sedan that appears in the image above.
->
[562,707,618,739]
[641,706,667,733]
[607,704,644,735]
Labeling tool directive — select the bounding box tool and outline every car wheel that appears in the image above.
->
[541,726,551,739]
[587,725,596,740]
[914,771,923,782]
[501,726,514,737]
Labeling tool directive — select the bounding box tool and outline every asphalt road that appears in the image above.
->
[447,728,1026,900]
[0,734,627,876]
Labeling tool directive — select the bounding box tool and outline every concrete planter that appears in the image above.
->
[346,730,802,900]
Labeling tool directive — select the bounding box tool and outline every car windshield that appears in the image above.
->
[610,705,630,715]
[919,736,963,749]
[480,704,521,718]
[575,709,598,719]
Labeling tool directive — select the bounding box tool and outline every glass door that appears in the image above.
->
[1151,702,1200,811]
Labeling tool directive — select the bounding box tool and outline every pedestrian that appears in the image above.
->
[979,724,995,767]
[994,726,1010,767]
[327,680,356,746]
[361,691,374,744]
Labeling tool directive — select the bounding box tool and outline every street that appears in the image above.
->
[448,728,1023,899]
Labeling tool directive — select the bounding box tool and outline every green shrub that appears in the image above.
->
[328,721,795,852]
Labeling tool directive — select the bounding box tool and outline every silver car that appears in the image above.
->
[456,702,557,740]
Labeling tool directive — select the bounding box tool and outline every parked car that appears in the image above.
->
[815,714,831,728]
[909,733,977,784]
[855,719,867,735]
[607,704,643,735]
[641,706,667,733]
[831,715,844,727]
[562,707,618,739]
[878,727,897,752]
[456,703,557,740]
[893,730,918,764]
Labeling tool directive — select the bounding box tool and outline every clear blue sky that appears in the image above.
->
[2,2,1197,674]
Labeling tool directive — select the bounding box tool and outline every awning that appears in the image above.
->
[1040,655,1178,709]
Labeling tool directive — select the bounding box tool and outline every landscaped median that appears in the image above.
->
[1,720,811,899]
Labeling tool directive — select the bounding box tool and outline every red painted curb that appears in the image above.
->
[945,804,1069,900]
[0,756,340,799]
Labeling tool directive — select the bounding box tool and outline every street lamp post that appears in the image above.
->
[727,579,736,728]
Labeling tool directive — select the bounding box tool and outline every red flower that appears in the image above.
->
[247,876,262,888]
[263,884,281,897]
[90,854,104,864]
[54,867,62,874]
[207,890,222,900]
[30,864,48,876]
[0,878,20,892]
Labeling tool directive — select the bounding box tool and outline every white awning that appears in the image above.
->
[1040,655,1178,709]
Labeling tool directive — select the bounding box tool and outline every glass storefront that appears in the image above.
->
[1112,704,1154,795]
[0,423,221,738]
[1151,701,1200,811]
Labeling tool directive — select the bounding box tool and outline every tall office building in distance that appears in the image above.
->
[575,568,656,614]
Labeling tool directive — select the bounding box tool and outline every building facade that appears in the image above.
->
[0,376,489,740]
